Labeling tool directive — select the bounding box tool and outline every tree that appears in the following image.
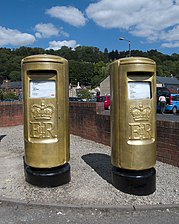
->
[0,89,3,100]
[3,91,18,100]
[69,60,94,86]
[103,48,109,63]
[75,46,104,63]
[9,71,21,81]
[56,46,74,60]
[91,61,107,88]
[76,89,92,100]
[0,46,179,88]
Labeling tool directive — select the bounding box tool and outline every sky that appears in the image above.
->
[0,0,179,55]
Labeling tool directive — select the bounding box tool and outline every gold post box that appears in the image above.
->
[110,57,156,195]
[21,54,70,187]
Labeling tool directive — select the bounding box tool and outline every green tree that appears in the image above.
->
[69,60,94,86]
[75,46,103,63]
[0,89,3,100]
[91,61,107,88]
[76,89,92,100]
[9,71,21,81]
[0,46,179,87]
[3,91,18,100]
[56,46,74,60]
[103,48,109,63]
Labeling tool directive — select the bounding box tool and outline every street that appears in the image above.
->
[0,200,179,224]
[103,109,179,122]
[157,112,179,122]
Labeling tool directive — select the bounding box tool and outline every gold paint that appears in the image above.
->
[30,121,57,138]
[130,104,151,121]
[21,54,69,168]
[129,122,152,140]
[110,57,156,170]
[31,101,55,120]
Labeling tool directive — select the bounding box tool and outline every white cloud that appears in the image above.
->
[35,23,59,38]
[86,0,179,48]
[0,26,35,47]
[34,23,69,38]
[47,40,80,50]
[162,41,179,48]
[160,25,179,41]
[34,23,69,39]
[46,6,87,27]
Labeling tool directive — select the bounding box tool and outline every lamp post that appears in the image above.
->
[119,37,131,57]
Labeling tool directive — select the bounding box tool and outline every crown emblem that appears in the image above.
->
[31,101,55,120]
[130,104,151,121]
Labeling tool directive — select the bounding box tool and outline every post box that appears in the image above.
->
[110,57,156,195]
[21,54,70,187]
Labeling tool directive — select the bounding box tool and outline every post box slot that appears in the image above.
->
[28,70,57,80]
[127,72,153,80]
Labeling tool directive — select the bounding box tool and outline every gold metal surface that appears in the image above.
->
[21,54,69,168]
[110,57,156,170]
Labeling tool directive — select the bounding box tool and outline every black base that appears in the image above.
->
[24,161,71,187]
[112,167,156,196]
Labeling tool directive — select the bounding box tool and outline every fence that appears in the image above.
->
[0,101,178,167]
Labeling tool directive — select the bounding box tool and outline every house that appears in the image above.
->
[1,80,95,99]
[156,76,179,91]
[100,76,110,95]
[1,80,22,97]
[100,75,179,95]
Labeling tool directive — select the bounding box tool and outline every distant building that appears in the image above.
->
[1,80,22,97]
[1,80,94,99]
[156,76,179,91]
[69,82,82,97]
[100,76,110,95]
[100,75,179,95]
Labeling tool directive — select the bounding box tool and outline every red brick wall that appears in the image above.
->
[69,102,179,167]
[157,120,179,167]
[69,102,110,144]
[0,102,178,167]
[0,102,23,127]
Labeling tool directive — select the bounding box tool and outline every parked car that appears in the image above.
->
[69,97,83,102]
[99,95,110,110]
[165,94,179,114]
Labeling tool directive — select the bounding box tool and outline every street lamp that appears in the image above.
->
[119,37,131,57]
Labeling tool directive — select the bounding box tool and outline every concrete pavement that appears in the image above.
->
[0,125,179,223]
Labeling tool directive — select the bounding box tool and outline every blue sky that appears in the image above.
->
[0,0,179,55]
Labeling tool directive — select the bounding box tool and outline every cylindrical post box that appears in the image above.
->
[21,54,70,187]
[110,57,156,195]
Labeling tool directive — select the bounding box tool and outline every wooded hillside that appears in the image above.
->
[0,46,178,87]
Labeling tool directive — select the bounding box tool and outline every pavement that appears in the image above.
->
[0,125,179,223]
[0,199,179,224]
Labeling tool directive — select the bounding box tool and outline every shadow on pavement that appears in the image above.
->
[0,135,6,142]
[82,153,112,184]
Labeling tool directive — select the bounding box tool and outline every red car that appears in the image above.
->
[99,95,110,110]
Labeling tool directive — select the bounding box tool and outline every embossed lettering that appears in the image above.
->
[129,122,152,140]
[30,121,57,138]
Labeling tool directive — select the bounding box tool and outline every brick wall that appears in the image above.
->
[69,102,179,167]
[69,102,110,145]
[0,102,23,127]
[157,120,179,167]
[0,102,178,167]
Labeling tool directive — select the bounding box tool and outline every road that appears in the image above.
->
[103,110,179,122]
[157,112,179,122]
[0,201,179,224]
